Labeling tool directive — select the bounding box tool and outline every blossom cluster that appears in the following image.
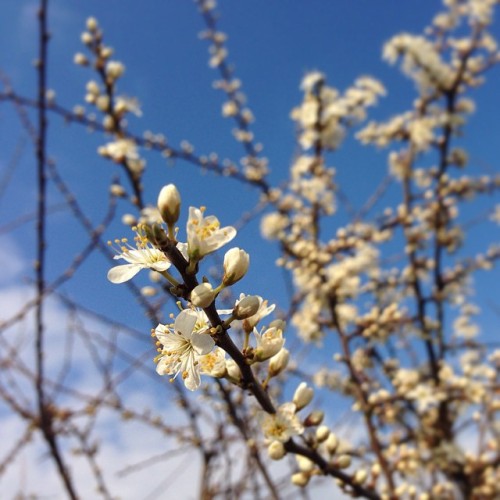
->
[101,0,500,497]
[107,185,291,400]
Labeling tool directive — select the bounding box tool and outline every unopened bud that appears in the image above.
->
[233,295,260,319]
[110,184,126,197]
[268,348,289,377]
[325,433,339,454]
[336,455,351,469]
[190,283,216,308]
[223,247,249,286]
[296,455,314,472]
[303,410,324,427]
[267,441,286,460]
[121,214,137,226]
[86,17,98,31]
[291,472,310,488]
[293,382,314,411]
[157,184,181,226]
[106,61,125,80]
[141,286,157,297]
[74,53,88,66]
[353,469,367,485]
[315,425,330,443]
[81,31,92,45]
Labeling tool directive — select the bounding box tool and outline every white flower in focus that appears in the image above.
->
[155,309,215,391]
[260,403,304,442]
[107,226,172,284]
[253,326,285,362]
[223,247,249,286]
[187,206,236,260]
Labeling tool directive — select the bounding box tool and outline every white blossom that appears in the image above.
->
[259,403,303,442]
[187,206,236,260]
[107,226,172,284]
[155,309,215,391]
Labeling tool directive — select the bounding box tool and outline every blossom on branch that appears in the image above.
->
[259,403,304,442]
[154,309,215,391]
[187,206,236,261]
[107,226,172,283]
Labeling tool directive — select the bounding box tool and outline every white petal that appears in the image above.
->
[151,261,171,272]
[107,264,142,283]
[174,310,198,337]
[176,242,189,260]
[191,332,215,355]
[183,354,202,391]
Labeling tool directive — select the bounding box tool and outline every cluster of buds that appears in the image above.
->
[76,18,145,180]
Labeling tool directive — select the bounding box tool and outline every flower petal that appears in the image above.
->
[107,264,142,283]
[151,261,171,272]
[174,310,198,337]
[191,332,215,356]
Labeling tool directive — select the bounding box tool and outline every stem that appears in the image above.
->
[35,1,78,498]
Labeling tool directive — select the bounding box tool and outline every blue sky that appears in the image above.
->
[1,1,500,497]
[2,0,497,330]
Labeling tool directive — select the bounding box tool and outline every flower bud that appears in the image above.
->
[315,425,330,443]
[233,295,260,319]
[267,441,286,460]
[122,214,137,226]
[268,348,289,377]
[296,455,314,472]
[141,286,157,297]
[325,433,339,454]
[353,469,368,485]
[106,61,125,81]
[110,183,126,197]
[303,410,324,427]
[190,283,216,308]
[293,382,314,411]
[157,184,181,226]
[86,17,98,31]
[74,53,88,66]
[336,455,351,469]
[81,31,92,44]
[291,472,310,487]
[222,247,249,286]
